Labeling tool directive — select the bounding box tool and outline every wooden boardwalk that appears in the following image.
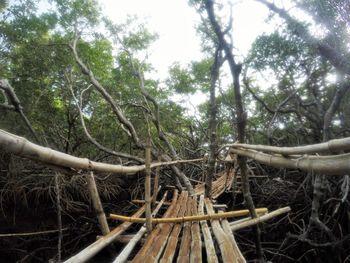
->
[65,171,248,263]
[194,169,239,198]
[116,170,246,263]
[130,192,246,263]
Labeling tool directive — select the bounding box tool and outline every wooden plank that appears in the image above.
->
[177,197,193,263]
[131,190,179,263]
[205,198,237,263]
[220,211,246,263]
[113,191,169,263]
[160,192,189,263]
[142,191,187,262]
[190,196,202,263]
[198,195,218,263]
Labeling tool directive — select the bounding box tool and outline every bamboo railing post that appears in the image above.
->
[145,137,152,233]
[86,171,110,235]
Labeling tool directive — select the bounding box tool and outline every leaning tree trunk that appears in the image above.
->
[204,0,264,260]
[308,80,350,240]
[206,47,222,198]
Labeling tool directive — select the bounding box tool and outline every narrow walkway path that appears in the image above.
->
[130,191,246,263]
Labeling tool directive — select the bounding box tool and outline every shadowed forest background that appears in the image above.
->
[0,0,350,262]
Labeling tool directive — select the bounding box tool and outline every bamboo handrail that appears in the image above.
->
[222,136,350,155]
[109,208,268,223]
[0,129,203,175]
[229,148,350,175]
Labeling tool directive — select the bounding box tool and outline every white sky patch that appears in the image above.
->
[99,1,293,112]
[101,0,203,79]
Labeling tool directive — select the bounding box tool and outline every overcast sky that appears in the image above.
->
[100,0,276,78]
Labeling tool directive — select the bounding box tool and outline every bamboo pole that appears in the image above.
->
[86,171,110,235]
[229,148,350,175]
[230,207,291,231]
[109,208,268,224]
[145,137,152,233]
[113,191,168,263]
[0,129,203,175]
[64,205,145,263]
[225,136,350,155]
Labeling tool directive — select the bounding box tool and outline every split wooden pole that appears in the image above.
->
[109,207,268,224]
[230,206,291,231]
[64,205,145,263]
[145,137,152,233]
[86,171,110,236]
[152,157,160,206]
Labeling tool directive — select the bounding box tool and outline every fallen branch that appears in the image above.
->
[109,207,268,223]
[0,228,69,237]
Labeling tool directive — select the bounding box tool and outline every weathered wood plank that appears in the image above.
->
[147,191,187,262]
[198,195,218,263]
[220,211,246,263]
[131,190,179,263]
[177,197,193,263]
[205,198,237,263]
[160,192,188,263]
[190,196,202,263]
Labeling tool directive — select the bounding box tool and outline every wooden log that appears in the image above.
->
[229,147,350,175]
[205,198,237,263]
[64,205,145,263]
[198,195,218,263]
[0,129,203,175]
[230,207,291,231]
[226,136,350,155]
[190,196,202,263]
[109,208,268,223]
[113,191,168,263]
[86,171,110,235]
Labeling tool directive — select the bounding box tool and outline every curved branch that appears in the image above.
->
[223,136,350,156]
[68,82,144,164]
[0,79,40,143]
[69,37,142,148]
